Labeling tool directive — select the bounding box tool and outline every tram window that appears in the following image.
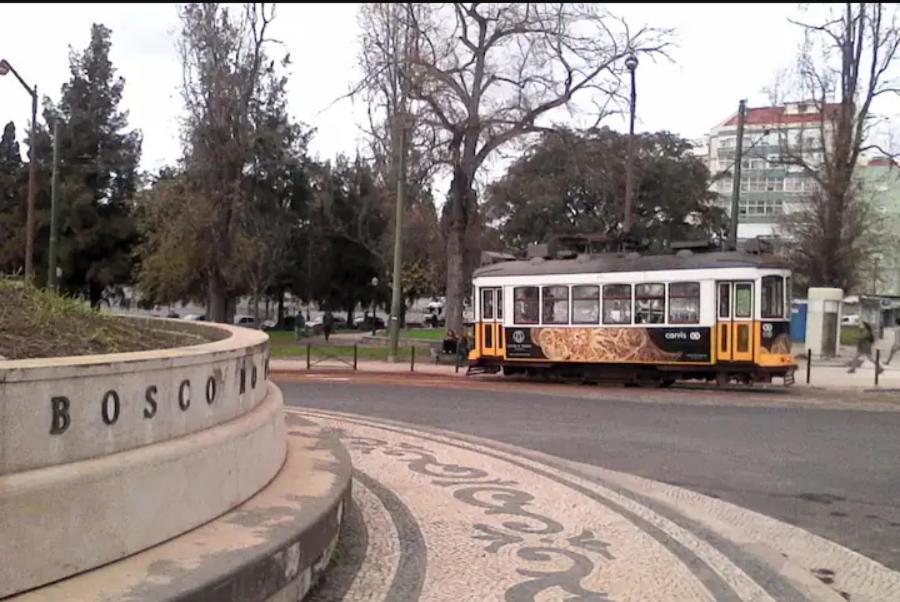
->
[669,282,700,324]
[735,283,753,318]
[572,285,600,324]
[481,288,494,320]
[718,283,731,319]
[542,286,569,324]
[497,289,503,320]
[635,283,665,324]
[514,287,539,324]
[761,276,784,319]
[603,284,632,325]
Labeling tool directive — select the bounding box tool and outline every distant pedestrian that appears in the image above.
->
[323,310,334,342]
[847,321,884,374]
[885,318,900,365]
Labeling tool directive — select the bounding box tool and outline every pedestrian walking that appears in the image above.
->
[885,318,900,365]
[847,321,884,374]
[323,310,334,343]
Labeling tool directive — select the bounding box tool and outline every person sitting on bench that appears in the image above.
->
[442,329,458,354]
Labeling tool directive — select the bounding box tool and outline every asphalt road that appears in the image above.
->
[278,375,900,570]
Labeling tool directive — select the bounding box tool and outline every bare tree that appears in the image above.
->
[402,3,670,332]
[776,3,900,291]
[178,2,277,322]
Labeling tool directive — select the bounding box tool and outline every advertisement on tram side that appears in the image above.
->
[504,326,712,363]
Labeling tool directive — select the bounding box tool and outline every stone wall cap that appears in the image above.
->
[0,320,267,383]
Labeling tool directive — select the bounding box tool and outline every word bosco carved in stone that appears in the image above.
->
[47,359,267,435]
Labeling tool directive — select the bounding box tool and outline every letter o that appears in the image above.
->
[178,380,191,411]
[102,390,120,425]
[206,376,216,404]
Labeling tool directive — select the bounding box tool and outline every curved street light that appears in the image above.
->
[0,58,39,282]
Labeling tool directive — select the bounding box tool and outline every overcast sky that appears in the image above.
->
[1,3,897,181]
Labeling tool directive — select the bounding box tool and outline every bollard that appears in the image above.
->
[306,343,311,370]
[455,348,461,373]
[353,344,358,371]
[806,348,812,384]
[410,346,416,372]
[876,349,881,386]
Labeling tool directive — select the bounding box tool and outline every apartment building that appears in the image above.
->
[704,101,837,241]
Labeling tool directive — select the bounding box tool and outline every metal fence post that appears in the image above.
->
[876,349,881,386]
[410,346,416,372]
[806,348,812,384]
[353,344,358,371]
[306,343,311,370]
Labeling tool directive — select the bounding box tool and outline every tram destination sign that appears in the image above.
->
[504,327,711,363]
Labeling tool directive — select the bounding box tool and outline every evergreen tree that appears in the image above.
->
[45,23,142,305]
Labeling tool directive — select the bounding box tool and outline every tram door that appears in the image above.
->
[717,281,754,362]
[480,288,503,357]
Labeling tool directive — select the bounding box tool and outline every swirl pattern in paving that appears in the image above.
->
[295,408,900,602]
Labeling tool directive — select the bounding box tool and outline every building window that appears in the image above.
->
[719,137,735,149]
[761,276,784,319]
[572,285,600,324]
[669,282,701,324]
[635,283,665,324]
[603,284,632,325]
[541,286,569,324]
[514,287,539,324]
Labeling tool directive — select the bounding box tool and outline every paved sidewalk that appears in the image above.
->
[300,408,900,602]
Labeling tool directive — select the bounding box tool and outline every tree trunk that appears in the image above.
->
[277,287,285,327]
[88,281,104,309]
[444,166,476,334]
[445,220,467,334]
[208,270,228,323]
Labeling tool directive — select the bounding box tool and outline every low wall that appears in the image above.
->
[0,321,285,598]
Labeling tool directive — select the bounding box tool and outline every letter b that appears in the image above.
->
[50,396,71,434]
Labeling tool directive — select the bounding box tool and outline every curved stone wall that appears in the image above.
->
[0,321,285,598]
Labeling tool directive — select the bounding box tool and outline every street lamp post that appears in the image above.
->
[622,53,638,240]
[370,276,379,336]
[0,59,38,283]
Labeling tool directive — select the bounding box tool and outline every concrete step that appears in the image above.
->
[12,413,352,602]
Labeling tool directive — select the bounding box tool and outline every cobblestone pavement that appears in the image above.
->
[296,408,900,602]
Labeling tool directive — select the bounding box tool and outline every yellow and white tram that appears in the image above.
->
[468,250,797,385]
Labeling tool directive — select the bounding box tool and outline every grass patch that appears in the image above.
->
[0,279,202,360]
[268,335,418,362]
[396,328,446,341]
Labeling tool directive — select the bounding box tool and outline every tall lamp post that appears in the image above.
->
[370,276,379,336]
[0,59,38,282]
[622,52,638,240]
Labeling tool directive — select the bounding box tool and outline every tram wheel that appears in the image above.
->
[659,378,676,388]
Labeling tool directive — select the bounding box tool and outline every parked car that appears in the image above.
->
[842,314,860,327]
[234,314,258,328]
[305,315,348,331]
[182,313,206,321]
[261,319,277,331]
[354,315,386,330]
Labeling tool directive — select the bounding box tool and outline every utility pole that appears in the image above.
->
[729,99,747,250]
[622,53,639,240]
[48,119,60,292]
[387,114,407,362]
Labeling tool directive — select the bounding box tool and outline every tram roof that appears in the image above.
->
[473,251,789,278]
